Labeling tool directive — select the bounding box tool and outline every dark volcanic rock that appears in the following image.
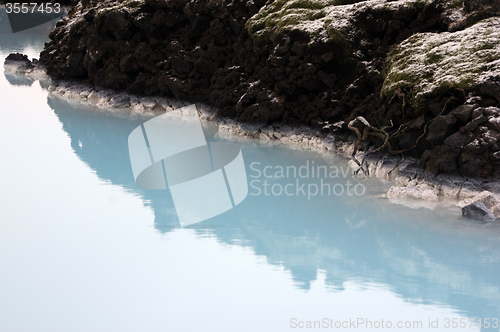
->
[450,104,476,124]
[37,0,500,178]
[6,53,30,62]
[459,139,490,177]
[462,202,496,222]
[443,131,474,148]
[463,114,488,132]
[171,57,191,74]
[426,115,458,144]
[425,145,461,174]
[159,75,186,100]
[480,82,500,104]
[5,53,37,72]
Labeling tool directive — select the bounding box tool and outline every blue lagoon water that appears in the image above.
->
[1,10,500,332]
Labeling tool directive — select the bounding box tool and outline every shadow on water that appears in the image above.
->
[46,95,500,323]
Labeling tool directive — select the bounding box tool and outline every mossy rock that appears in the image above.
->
[381,17,500,113]
[245,0,340,47]
[245,0,442,51]
[93,0,146,21]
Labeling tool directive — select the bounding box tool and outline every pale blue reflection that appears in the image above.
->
[46,96,500,325]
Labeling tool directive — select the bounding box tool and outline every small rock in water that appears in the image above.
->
[6,53,30,62]
[462,202,496,222]
[4,53,35,73]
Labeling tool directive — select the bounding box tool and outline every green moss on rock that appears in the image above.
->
[93,0,146,21]
[381,17,500,113]
[245,0,339,47]
[245,0,440,50]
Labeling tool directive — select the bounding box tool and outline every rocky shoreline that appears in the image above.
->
[5,53,500,222]
[38,0,500,178]
[5,0,500,221]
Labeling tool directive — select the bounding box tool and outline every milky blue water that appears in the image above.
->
[1,9,500,332]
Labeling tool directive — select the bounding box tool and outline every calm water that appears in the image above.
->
[1,10,500,332]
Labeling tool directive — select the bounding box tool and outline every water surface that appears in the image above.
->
[1,10,499,332]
